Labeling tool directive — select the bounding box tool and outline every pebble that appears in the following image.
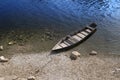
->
[27,76,35,80]
[0,46,3,51]
[89,50,97,55]
[0,56,8,62]
[8,41,16,45]
[112,68,120,74]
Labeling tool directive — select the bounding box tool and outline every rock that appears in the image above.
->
[0,56,8,62]
[27,76,35,80]
[0,77,4,80]
[45,32,51,35]
[8,41,16,45]
[45,32,52,37]
[70,51,81,60]
[35,69,39,74]
[0,46,3,51]
[12,76,18,80]
[89,50,97,55]
[41,38,45,41]
[112,68,120,74]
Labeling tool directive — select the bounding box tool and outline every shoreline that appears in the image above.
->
[0,27,120,80]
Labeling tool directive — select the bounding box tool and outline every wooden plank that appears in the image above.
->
[54,45,62,50]
[60,43,67,47]
[72,35,82,41]
[81,31,88,36]
[71,36,79,42]
[86,26,94,30]
[66,40,74,45]
[86,29,91,33]
[68,38,77,43]
[64,41,71,46]
[77,33,86,38]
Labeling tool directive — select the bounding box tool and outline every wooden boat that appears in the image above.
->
[52,23,97,51]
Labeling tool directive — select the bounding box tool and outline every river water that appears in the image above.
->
[0,0,120,54]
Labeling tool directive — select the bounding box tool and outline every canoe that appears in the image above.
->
[52,23,97,51]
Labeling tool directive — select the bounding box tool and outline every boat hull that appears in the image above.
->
[52,29,97,52]
[52,23,97,52]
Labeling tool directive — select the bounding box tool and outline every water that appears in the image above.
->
[0,0,120,54]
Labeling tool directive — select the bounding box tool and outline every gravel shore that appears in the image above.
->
[0,51,120,80]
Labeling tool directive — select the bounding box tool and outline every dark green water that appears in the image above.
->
[0,0,120,54]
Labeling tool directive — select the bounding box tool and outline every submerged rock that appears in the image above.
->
[45,32,51,36]
[89,50,98,55]
[27,76,35,80]
[44,32,53,40]
[0,56,8,62]
[70,51,81,60]
[0,46,3,51]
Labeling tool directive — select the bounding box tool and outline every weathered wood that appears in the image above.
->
[68,38,77,43]
[60,43,67,47]
[86,29,91,33]
[53,45,62,50]
[77,33,86,38]
[81,31,88,36]
[64,41,71,46]
[72,35,82,41]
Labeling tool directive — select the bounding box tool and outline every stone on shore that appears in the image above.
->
[70,51,81,60]
[89,50,98,55]
[8,41,16,45]
[0,45,3,51]
[112,68,120,74]
[27,76,35,80]
[0,56,8,62]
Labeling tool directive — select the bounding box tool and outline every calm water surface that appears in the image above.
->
[0,0,120,54]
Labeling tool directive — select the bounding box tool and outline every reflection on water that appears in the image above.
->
[0,0,120,54]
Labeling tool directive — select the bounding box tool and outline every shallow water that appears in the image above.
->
[0,0,120,54]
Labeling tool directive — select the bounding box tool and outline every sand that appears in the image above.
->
[0,51,120,80]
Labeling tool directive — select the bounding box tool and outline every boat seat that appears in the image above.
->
[60,43,67,47]
[81,31,88,36]
[72,35,82,41]
[86,29,92,33]
[68,38,77,43]
[64,41,71,46]
[67,35,79,42]
[77,33,86,38]
[66,40,74,45]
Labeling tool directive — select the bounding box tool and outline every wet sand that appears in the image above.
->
[0,51,120,80]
